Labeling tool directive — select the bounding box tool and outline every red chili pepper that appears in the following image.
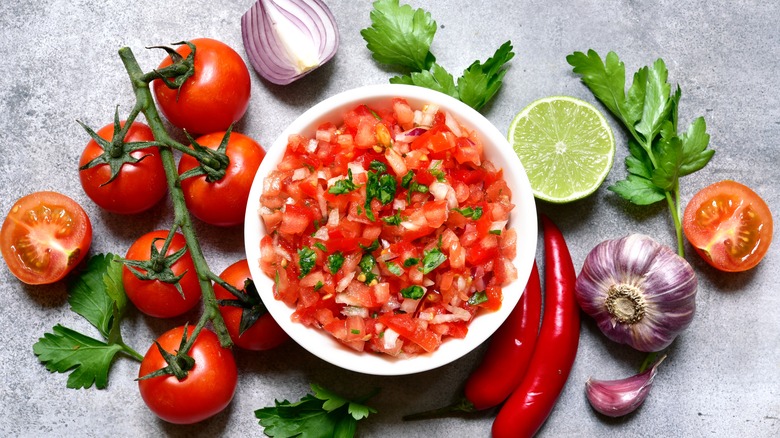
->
[402,264,542,419]
[464,261,542,410]
[492,215,580,438]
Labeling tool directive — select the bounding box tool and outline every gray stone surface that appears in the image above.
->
[1,0,778,436]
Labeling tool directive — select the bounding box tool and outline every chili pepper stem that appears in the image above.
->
[402,397,476,421]
[117,46,232,348]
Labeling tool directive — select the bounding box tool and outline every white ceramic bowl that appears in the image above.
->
[244,84,537,375]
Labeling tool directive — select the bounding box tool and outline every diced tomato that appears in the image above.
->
[258,100,518,358]
[379,313,441,353]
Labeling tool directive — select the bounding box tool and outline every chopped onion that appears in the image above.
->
[395,127,428,143]
[241,0,339,85]
[292,167,309,181]
[444,111,463,137]
[383,328,400,350]
[312,226,329,241]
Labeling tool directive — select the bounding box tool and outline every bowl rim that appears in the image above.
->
[244,83,537,376]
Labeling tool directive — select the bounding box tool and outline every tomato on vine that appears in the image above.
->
[214,259,289,350]
[152,38,251,134]
[122,230,201,318]
[178,130,265,227]
[138,325,238,424]
[78,119,167,214]
[1,191,92,285]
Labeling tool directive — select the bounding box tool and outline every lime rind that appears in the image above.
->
[508,96,615,203]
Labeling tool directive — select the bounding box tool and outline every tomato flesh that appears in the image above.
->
[683,180,773,272]
[1,191,92,284]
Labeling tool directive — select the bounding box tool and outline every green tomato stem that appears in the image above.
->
[117,46,232,349]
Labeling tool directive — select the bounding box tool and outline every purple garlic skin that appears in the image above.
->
[586,355,665,417]
[575,234,697,352]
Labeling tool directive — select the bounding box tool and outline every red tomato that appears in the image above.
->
[138,326,237,424]
[122,230,201,317]
[683,180,773,272]
[152,38,250,134]
[214,259,289,350]
[79,121,167,214]
[178,131,265,227]
[1,192,92,284]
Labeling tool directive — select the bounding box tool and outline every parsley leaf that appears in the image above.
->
[567,49,714,256]
[468,291,488,306]
[403,257,419,267]
[362,0,513,111]
[33,325,124,390]
[255,383,377,438]
[381,209,403,225]
[33,254,141,389]
[360,0,436,71]
[457,41,515,111]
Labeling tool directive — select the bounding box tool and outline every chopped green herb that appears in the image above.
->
[351,329,362,335]
[298,247,317,278]
[489,229,502,235]
[429,161,446,182]
[360,239,380,252]
[381,209,403,225]
[327,252,345,274]
[328,169,359,195]
[359,254,378,284]
[314,281,324,291]
[314,242,327,252]
[401,171,414,188]
[468,290,488,306]
[400,285,425,300]
[453,206,483,220]
[420,247,446,274]
[386,262,403,276]
[403,257,419,267]
[369,160,388,173]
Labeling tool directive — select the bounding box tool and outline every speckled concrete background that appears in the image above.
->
[1,0,778,436]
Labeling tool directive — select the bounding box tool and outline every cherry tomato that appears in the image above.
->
[138,326,237,424]
[122,230,201,317]
[178,131,265,227]
[79,121,167,214]
[1,192,92,284]
[683,180,773,272]
[152,38,250,134]
[214,259,289,350]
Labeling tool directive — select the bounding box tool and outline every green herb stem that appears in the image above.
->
[118,46,231,348]
[119,341,144,362]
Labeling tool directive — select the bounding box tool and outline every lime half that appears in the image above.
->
[508,96,615,203]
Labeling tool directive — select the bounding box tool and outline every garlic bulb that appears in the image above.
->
[586,355,666,417]
[575,234,697,352]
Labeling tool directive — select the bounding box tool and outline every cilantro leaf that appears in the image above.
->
[67,253,125,338]
[329,169,359,195]
[327,252,345,274]
[391,63,459,100]
[33,324,124,389]
[298,247,317,278]
[361,0,436,71]
[34,253,140,389]
[570,49,714,256]
[400,285,425,299]
[256,384,377,438]
[420,247,446,274]
[468,290,488,306]
[363,1,513,111]
[457,41,515,111]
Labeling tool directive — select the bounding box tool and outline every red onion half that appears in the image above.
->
[241,0,339,85]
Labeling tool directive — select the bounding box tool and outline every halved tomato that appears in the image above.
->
[1,191,92,284]
[683,180,773,272]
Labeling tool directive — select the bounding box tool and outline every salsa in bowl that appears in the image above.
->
[244,84,537,375]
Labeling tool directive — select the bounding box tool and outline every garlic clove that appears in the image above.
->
[585,355,666,417]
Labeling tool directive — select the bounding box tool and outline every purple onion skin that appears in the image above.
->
[575,234,697,352]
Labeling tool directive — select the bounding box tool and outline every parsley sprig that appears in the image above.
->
[255,384,378,438]
[361,0,514,111]
[33,254,142,389]
[567,49,714,256]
